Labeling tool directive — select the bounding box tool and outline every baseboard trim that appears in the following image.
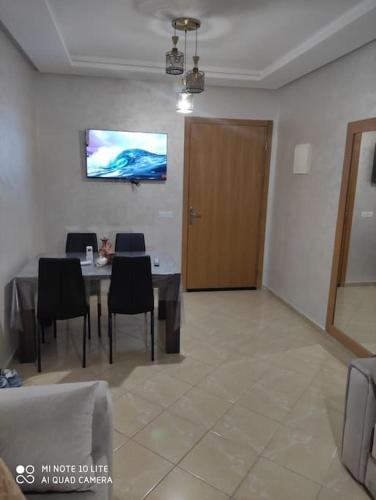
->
[264,285,324,332]
[344,281,376,287]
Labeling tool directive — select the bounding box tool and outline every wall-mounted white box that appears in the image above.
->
[293,143,312,174]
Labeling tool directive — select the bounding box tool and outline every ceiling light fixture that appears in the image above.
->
[176,91,193,114]
[185,29,205,94]
[165,29,184,75]
[165,17,205,113]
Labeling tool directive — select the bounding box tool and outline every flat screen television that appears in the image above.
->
[86,129,167,181]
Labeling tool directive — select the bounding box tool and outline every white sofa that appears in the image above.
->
[0,381,113,499]
[342,358,376,498]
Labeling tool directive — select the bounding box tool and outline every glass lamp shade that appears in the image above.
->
[176,91,193,113]
[185,68,205,93]
[166,48,184,75]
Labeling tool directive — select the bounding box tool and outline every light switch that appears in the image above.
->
[361,211,374,218]
[158,210,173,218]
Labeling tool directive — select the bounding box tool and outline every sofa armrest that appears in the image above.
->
[92,381,113,473]
[342,358,376,483]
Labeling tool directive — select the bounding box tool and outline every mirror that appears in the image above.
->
[332,127,376,353]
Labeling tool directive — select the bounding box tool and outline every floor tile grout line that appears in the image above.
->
[233,454,325,500]
[125,439,232,498]
[121,372,258,496]
[131,406,208,448]
[158,358,218,385]
[315,485,325,500]
[259,446,333,487]
[113,351,269,496]
[139,464,175,500]
[167,370,321,497]
[32,340,340,492]
[178,464,234,498]
[229,416,294,499]
[113,396,165,439]
[142,463,232,499]
[231,453,266,499]
[156,382,264,495]
[127,438,177,467]
[263,455,323,486]
[112,371,201,441]
[260,415,340,453]
[126,374,194,410]
[232,399,287,426]
[19,290,355,500]
[133,353,341,494]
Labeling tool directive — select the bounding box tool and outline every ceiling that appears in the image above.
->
[1,0,376,89]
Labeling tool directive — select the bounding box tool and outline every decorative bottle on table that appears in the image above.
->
[99,237,115,264]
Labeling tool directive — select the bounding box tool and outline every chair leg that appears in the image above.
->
[87,307,91,340]
[144,312,148,349]
[150,311,154,362]
[82,314,87,368]
[53,320,57,339]
[97,296,101,338]
[37,322,42,372]
[41,324,45,344]
[108,313,113,364]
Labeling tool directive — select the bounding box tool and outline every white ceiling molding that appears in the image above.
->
[70,55,263,82]
[0,0,375,89]
[261,0,376,88]
[0,0,72,71]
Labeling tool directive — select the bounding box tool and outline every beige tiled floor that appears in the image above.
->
[334,285,376,352]
[13,289,371,499]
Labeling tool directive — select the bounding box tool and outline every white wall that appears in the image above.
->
[35,75,278,266]
[0,27,43,366]
[266,40,376,328]
[1,26,375,365]
[347,131,376,283]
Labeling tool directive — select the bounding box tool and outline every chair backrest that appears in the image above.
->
[115,233,145,252]
[108,256,154,314]
[37,258,87,322]
[66,233,98,253]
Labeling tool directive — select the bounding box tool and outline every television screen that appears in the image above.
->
[86,129,167,180]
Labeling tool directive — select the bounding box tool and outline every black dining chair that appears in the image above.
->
[37,258,90,372]
[65,232,101,336]
[107,256,154,364]
[65,233,98,253]
[115,233,145,252]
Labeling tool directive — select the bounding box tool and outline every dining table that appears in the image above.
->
[11,250,181,363]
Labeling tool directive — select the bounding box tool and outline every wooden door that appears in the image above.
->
[182,117,272,290]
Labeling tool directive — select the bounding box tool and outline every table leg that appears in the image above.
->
[158,276,181,354]
[158,287,167,320]
[18,309,36,363]
[165,298,181,353]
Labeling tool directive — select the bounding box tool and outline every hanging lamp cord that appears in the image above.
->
[184,29,187,74]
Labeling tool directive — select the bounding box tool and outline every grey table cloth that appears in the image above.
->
[11,251,181,362]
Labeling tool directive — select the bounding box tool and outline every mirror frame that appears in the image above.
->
[326,117,376,356]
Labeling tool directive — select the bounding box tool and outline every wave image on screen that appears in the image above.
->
[86,129,167,180]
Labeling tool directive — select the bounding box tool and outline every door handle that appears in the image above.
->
[189,206,201,225]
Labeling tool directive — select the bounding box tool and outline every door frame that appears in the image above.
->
[326,117,376,356]
[181,116,273,290]
[336,133,362,286]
